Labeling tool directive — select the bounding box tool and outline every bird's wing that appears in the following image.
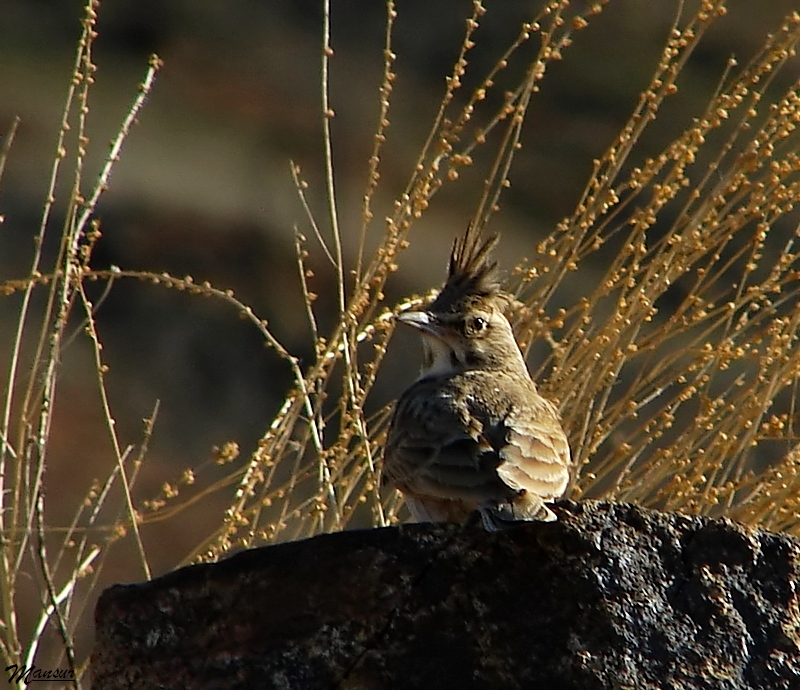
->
[383,384,512,504]
[496,397,572,502]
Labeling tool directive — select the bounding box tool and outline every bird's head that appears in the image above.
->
[397,227,528,379]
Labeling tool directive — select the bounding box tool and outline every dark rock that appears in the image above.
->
[91,500,800,689]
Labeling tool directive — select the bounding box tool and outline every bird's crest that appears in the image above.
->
[430,226,503,314]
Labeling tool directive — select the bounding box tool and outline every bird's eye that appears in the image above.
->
[468,316,488,334]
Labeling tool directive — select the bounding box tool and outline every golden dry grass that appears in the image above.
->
[1,0,799,683]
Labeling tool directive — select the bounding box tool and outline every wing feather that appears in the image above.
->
[384,370,572,526]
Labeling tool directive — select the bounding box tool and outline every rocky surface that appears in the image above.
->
[92,500,800,689]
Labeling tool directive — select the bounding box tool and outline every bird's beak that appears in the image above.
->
[396,310,444,339]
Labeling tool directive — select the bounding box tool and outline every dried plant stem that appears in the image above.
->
[356,0,396,282]
[78,281,150,579]
[1,3,91,596]
[0,115,20,184]
[34,492,79,688]
[73,54,161,240]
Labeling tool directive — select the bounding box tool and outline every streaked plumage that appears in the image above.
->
[383,227,571,529]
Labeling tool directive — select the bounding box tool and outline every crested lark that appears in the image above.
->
[383,227,572,530]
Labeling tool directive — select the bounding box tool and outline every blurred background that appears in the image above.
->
[1,0,799,662]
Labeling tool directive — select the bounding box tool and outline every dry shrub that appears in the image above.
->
[1,0,799,682]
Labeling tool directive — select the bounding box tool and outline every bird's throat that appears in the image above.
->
[420,336,461,379]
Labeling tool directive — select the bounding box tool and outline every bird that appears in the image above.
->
[383,226,572,530]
